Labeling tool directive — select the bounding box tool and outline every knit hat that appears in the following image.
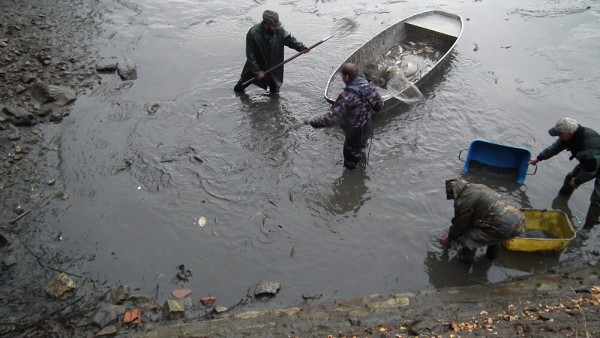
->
[262,10,280,27]
[548,117,578,136]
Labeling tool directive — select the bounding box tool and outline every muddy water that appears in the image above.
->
[52,0,599,308]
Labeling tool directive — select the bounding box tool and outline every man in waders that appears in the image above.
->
[529,117,600,231]
[441,179,525,263]
[301,63,384,169]
[233,10,309,94]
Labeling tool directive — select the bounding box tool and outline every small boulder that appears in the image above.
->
[2,106,35,126]
[104,284,130,304]
[254,281,281,298]
[45,273,76,300]
[117,59,137,80]
[162,299,185,319]
[30,83,76,106]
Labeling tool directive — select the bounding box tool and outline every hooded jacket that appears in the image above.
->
[447,180,525,249]
[309,77,384,135]
[239,23,306,91]
[536,126,600,185]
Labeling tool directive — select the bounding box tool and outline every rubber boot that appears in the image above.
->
[582,204,600,230]
[485,244,500,260]
[459,247,476,264]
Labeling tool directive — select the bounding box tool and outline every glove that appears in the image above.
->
[300,47,310,54]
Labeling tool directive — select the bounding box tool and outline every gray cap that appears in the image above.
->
[548,117,578,136]
[262,10,280,26]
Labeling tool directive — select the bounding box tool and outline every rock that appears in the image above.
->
[367,297,410,309]
[45,273,77,300]
[96,325,117,336]
[30,83,76,106]
[213,306,228,314]
[22,74,36,83]
[49,111,63,122]
[254,281,281,298]
[301,293,322,300]
[162,299,185,319]
[2,106,35,126]
[117,59,137,80]
[128,294,157,309]
[92,304,119,328]
[96,60,118,72]
[3,254,17,268]
[104,284,130,304]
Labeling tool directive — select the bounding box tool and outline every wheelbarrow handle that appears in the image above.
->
[527,163,538,175]
[458,149,468,162]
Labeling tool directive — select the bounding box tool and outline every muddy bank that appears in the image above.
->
[0,0,112,336]
[138,263,600,337]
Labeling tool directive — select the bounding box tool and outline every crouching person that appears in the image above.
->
[440,178,525,263]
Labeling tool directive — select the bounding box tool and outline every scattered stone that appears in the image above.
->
[117,59,137,80]
[45,272,77,300]
[2,106,36,126]
[301,293,322,300]
[255,281,281,298]
[104,284,130,304]
[96,325,118,336]
[36,108,52,117]
[30,83,76,106]
[162,299,185,319]
[3,254,17,267]
[96,60,118,72]
[367,297,410,309]
[128,294,157,308]
[92,303,119,328]
[22,74,36,83]
[49,111,64,122]
[0,233,8,247]
[213,306,228,314]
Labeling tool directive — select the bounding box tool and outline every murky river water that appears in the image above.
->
[50,0,599,308]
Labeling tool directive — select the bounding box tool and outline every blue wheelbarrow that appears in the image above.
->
[458,139,537,185]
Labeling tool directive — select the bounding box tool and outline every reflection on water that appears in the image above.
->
[323,166,371,215]
[425,251,493,288]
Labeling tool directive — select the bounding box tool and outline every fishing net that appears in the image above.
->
[387,75,424,104]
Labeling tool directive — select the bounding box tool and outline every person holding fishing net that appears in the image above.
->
[233,10,309,94]
[300,63,384,170]
[234,11,358,94]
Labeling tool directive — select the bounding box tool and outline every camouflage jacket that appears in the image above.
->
[537,126,600,185]
[240,23,306,90]
[309,77,383,135]
[448,181,525,249]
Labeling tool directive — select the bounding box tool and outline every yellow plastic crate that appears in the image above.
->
[503,209,576,252]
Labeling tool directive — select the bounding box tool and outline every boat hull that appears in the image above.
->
[324,10,463,103]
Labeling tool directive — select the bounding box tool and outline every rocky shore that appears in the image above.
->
[1,1,600,337]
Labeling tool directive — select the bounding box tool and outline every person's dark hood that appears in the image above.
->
[344,77,371,97]
[445,178,469,200]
